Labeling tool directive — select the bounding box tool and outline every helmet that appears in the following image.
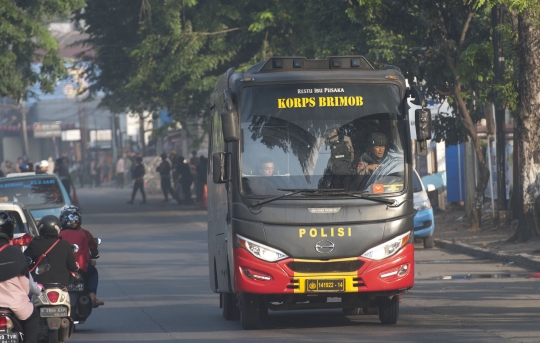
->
[60,207,82,229]
[38,215,61,237]
[0,211,16,239]
[368,132,388,147]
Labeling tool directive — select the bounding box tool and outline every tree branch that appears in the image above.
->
[459,10,474,49]
[195,27,241,36]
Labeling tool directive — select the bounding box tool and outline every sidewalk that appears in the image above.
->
[433,203,540,271]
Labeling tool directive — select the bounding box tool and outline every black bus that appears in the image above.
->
[207,56,431,329]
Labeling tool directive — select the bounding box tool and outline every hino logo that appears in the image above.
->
[308,207,341,214]
[315,240,335,254]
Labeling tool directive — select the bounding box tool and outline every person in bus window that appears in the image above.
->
[357,132,388,175]
[259,158,275,176]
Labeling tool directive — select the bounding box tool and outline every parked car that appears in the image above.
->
[0,173,74,221]
[413,169,435,248]
[0,202,39,251]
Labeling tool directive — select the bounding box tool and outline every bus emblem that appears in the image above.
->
[315,240,335,254]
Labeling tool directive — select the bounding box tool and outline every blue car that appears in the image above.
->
[413,169,435,248]
[0,173,74,221]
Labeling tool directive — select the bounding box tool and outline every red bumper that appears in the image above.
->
[233,244,414,294]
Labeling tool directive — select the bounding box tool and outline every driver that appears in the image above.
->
[259,158,275,176]
[357,132,388,175]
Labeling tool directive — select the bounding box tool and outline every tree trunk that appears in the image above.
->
[511,6,540,242]
[453,84,490,230]
[139,114,147,156]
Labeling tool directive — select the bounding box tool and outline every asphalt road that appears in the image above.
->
[68,186,540,343]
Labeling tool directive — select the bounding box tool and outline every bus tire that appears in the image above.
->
[342,307,361,315]
[240,293,262,330]
[378,296,399,325]
[362,307,379,315]
[222,292,240,320]
[424,236,434,249]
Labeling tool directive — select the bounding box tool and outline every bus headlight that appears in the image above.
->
[237,234,288,262]
[361,232,411,261]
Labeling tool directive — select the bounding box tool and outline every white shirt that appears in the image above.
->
[116,158,125,174]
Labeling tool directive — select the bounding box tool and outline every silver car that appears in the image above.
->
[0,202,39,251]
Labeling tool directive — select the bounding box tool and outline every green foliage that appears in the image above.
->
[0,0,85,101]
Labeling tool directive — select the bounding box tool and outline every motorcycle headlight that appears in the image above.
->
[414,199,432,211]
[361,232,411,261]
[237,234,288,262]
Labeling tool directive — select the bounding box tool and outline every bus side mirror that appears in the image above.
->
[415,108,432,157]
[213,152,231,183]
[415,108,432,141]
[221,110,240,142]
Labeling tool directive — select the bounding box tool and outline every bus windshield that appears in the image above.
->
[239,83,406,197]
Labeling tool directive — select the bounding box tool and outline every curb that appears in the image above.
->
[434,239,540,271]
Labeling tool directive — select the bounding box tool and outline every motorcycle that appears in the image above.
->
[68,238,101,326]
[0,307,23,343]
[31,264,74,343]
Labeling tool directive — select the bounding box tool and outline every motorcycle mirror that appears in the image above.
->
[71,244,79,253]
[95,238,102,245]
[35,264,51,275]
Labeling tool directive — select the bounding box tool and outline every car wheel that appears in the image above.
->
[424,236,434,249]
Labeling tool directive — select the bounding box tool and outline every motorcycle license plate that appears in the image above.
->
[306,279,345,292]
[40,307,68,318]
[67,283,84,291]
[0,333,19,343]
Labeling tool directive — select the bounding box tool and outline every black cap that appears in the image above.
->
[368,132,388,146]
[161,153,167,159]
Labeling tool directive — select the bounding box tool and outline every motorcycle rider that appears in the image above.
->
[24,215,79,286]
[0,211,39,343]
[58,206,104,307]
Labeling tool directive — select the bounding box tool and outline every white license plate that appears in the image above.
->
[39,307,68,318]
[67,283,84,291]
[0,333,20,343]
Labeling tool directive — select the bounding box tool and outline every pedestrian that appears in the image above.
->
[89,159,97,188]
[2,160,13,175]
[15,157,24,173]
[27,160,34,172]
[127,157,146,204]
[169,150,180,188]
[55,154,71,195]
[156,153,176,203]
[196,155,207,203]
[77,160,85,187]
[35,160,49,174]
[177,156,193,204]
[101,161,110,183]
[116,155,125,188]
[47,155,55,174]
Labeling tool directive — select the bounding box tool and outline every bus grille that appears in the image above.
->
[287,260,364,273]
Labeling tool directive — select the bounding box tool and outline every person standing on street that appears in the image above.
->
[127,157,146,204]
[178,156,193,205]
[156,153,176,203]
[55,154,71,195]
[196,155,208,203]
[116,154,125,188]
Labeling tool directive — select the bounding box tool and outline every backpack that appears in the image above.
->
[328,134,353,175]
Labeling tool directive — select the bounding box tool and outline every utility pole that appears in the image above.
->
[20,100,29,159]
[492,5,509,224]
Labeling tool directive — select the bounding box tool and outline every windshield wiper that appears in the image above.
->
[250,188,345,208]
[327,190,402,207]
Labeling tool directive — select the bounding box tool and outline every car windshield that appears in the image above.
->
[239,84,406,197]
[0,177,65,210]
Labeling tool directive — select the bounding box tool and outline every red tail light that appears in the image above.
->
[11,234,33,246]
[47,291,60,303]
[0,316,7,329]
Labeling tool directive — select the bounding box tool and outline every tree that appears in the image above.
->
[511,2,540,241]
[0,0,86,156]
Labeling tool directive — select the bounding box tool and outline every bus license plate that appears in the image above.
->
[40,307,67,318]
[306,279,345,292]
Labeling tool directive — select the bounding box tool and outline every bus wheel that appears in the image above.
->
[378,296,399,325]
[423,236,434,249]
[240,293,262,330]
[362,307,379,315]
[342,307,361,315]
[222,292,240,320]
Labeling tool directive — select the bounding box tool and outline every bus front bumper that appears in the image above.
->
[233,244,414,294]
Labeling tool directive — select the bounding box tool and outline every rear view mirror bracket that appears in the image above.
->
[213,152,231,184]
